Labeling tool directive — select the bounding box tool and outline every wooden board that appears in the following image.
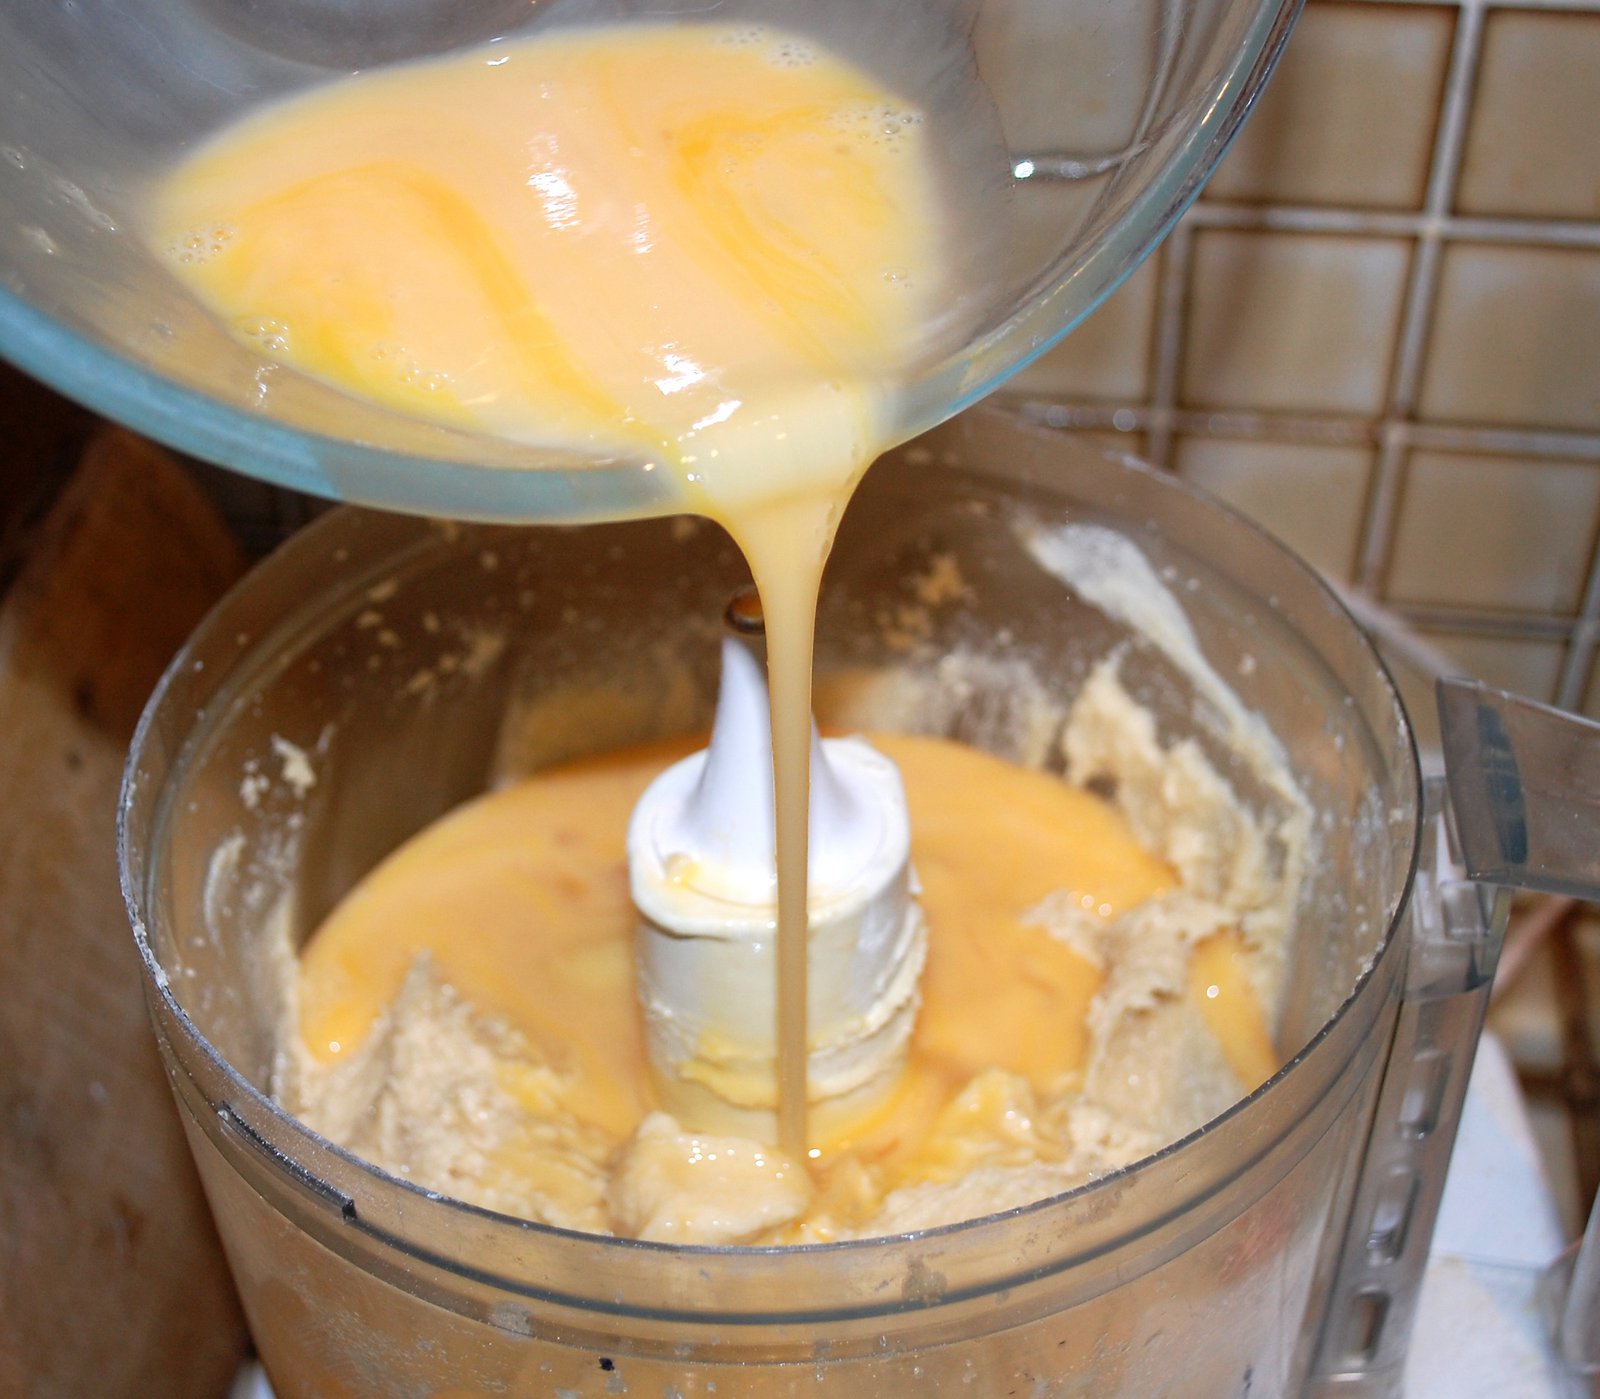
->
[0,428,250,1397]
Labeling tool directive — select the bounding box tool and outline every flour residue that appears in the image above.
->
[270,735,317,798]
[1022,522,1315,1012]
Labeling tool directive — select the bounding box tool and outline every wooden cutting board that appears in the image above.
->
[0,428,251,1397]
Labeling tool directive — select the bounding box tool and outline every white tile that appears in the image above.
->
[1174,436,1372,581]
[1386,452,1600,614]
[1420,246,1600,433]
[1459,12,1600,220]
[1207,1,1452,210]
[1183,231,1410,415]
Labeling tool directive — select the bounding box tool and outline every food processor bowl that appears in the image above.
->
[1,0,1300,523]
[120,410,1456,1397]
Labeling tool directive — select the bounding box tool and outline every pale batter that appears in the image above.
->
[274,662,1291,1246]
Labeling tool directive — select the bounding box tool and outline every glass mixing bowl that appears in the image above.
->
[121,411,1434,1397]
[0,0,1299,523]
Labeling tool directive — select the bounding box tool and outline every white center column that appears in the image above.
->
[627,593,924,1145]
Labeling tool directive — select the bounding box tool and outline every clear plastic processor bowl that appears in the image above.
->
[114,412,1515,1398]
[1,0,1301,522]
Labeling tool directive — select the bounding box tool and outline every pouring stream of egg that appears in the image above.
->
[153,19,1003,1155]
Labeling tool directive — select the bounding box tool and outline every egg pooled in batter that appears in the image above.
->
[277,716,1282,1246]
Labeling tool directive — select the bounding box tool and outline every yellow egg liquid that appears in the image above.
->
[151,21,954,512]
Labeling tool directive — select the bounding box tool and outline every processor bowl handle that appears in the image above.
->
[1306,771,1510,1397]
[1309,677,1600,1396]
[1438,678,1600,902]
[1437,678,1600,1395]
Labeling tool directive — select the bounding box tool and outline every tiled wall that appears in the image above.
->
[1003,0,1600,750]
